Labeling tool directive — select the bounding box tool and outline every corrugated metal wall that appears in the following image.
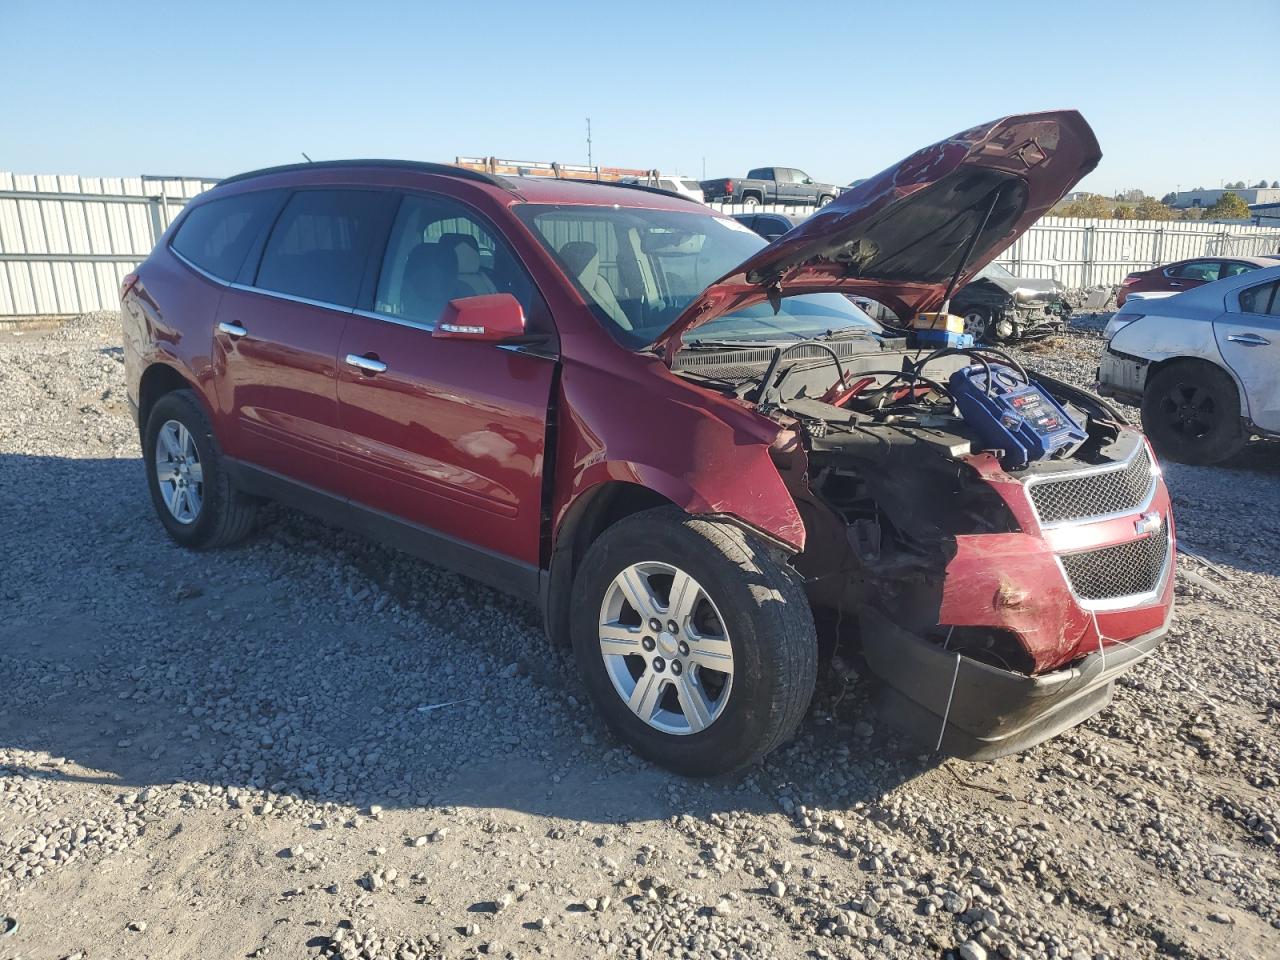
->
[0,172,217,316]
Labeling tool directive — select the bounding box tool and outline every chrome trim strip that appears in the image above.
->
[169,247,231,287]
[227,283,355,314]
[1053,530,1174,612]
[1023,441,1159,530]
[352,308,434,332]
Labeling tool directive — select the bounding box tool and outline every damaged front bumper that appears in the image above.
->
[998,303,1067,341]
[861,605,1170,760]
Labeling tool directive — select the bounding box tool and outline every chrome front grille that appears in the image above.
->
[1059,525,1170,603]
[1026,443,1157,527]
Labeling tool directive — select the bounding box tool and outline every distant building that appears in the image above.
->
[1249,201,1280,226]
[1173,187,1280,209]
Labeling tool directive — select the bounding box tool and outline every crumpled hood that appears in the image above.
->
[980,274,1066,303]
[651,110,1100,358]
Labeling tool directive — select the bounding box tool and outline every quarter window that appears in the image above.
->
[374,194,540,328]
[1239,280,1279,315]
[170,190,282,281]
[255,190,393,307]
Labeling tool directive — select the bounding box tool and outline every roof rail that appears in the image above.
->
[217,159,516,191]
[579,178,703,205]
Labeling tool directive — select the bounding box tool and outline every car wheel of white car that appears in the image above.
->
[570,507,817,776]
[1141,361,1245,465]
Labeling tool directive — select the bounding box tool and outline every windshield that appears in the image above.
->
[514,203,880,348]
[979,262,1014,279]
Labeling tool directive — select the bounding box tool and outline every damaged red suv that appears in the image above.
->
[122,111,1174,775]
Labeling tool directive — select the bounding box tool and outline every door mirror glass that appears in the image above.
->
[432,293,526,342]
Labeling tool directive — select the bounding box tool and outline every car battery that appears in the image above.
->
[910,311,974,350]
[949,363,1087,469]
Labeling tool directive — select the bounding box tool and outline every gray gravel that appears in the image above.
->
[1,312,1277,960]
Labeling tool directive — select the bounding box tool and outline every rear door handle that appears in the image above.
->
[345,353,388,374]
[218,321,248,338]
[1226,333,1270,346]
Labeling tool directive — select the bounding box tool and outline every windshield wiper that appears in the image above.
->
[814,327,876,341]
[680,339,787,351]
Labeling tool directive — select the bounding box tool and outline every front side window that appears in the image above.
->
[255,190,393,307]
[1167,260,1221,281]
[374,194,540,328]
[1239,280,1279,315]
[170,190,282,281]
[514,203,881,347]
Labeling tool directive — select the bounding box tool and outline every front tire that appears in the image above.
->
[962,307,992,343]
[570,508,817,776]
[143,389,257,548]
[1141,362,1245,465]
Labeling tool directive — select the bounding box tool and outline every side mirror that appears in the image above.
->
[432,293,526,342]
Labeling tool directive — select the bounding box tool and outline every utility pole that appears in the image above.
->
[702,156,706,179]
[586,117,592,172]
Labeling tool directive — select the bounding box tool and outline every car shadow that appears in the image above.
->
[0,452,936,825]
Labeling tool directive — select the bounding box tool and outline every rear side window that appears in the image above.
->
[255,190,394,307]
[1239,280,1278,315]
[170,191,281,281]
[1222,261,1257,278]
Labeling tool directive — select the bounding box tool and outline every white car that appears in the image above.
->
[620,175,705,204]
[1101,291,1178,339]
[1098,264,1280,463]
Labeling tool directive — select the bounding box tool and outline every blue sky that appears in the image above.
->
[4,0,1277,195]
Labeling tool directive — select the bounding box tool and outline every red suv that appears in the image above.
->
[122,111,1174,775]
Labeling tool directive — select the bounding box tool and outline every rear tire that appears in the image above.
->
[1141,362,1245,465]
[144,389,257,549]
[741,195,760,210]
[570,508,817,776]
[817,194,834,207]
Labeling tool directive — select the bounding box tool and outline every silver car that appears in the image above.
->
[1098,264,1280,463]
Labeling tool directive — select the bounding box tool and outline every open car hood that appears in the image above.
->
[651,110,1100,358]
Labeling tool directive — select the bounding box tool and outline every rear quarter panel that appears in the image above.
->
[123,247,224,425]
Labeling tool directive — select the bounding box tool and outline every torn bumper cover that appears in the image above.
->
[861,605,1170,760]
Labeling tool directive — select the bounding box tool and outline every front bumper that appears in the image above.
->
[861,605,1170,760]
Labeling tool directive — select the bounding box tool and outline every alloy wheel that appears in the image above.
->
[597,561,734,736]
[1158,382,1216,439]
[962,310,989,340]
[154,419,203,524]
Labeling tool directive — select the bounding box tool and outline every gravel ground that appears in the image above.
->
[1,313,1277,960]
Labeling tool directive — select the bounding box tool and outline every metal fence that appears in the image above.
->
[0,171,218,317]
[4,179,1280,318]
[709,203,1280,288]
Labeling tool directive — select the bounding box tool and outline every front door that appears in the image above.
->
[212,188,397,489]
[1215,277,1280,432]
[334,192,557,567]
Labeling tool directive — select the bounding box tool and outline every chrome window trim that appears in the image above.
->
[1022,441,1159,530]
[1053,530,1173,612]
[227,282,354,315]
[352,308,435,332]
[169,247,231,287]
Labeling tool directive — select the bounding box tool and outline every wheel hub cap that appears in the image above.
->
[598,561,734,736]
[154,419,203,525]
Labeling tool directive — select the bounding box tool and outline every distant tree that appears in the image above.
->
[1058,194,1115,218]
[1194,185,1205,191]
[1205,191,1250,220]
[1160,191,1178,205]
[1272,180,1279,189]
[1113,206,1135,220]
[1227,180,1247,190]
[1135,196,1175,220]
[1254,180,1269,188]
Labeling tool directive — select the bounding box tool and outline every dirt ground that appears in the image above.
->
[1,314,1277,960]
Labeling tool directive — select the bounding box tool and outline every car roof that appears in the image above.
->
[1172,254,1276,266]
[216,160,704,212]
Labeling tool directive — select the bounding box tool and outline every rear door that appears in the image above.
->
[1215,278,1280,432]
[333,191,557,568]
[211,188,396,488]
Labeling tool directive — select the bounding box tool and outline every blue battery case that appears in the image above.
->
[949,364,1087,469]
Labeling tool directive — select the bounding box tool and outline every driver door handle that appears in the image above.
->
[345,353,388,374]
[1226,333,1270,346]
[218,321,248,338]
